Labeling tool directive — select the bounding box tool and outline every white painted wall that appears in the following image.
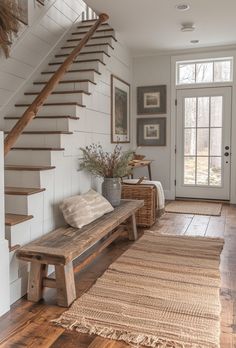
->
[133,48,236,202]
[132,55,172,198]
[0,132,10,316]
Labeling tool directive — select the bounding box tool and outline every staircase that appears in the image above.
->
[4,15,117,304]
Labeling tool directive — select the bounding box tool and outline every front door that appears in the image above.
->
[176,87,231,200]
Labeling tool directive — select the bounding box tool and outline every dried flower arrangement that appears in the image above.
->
[0,0,21,57]
[80,144,133,178]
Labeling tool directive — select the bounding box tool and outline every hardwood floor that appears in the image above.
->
[0,204,235,347]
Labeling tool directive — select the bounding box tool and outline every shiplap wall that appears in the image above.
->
[0,0,133,307]
[0,0,87,127]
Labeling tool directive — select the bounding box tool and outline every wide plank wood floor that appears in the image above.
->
[0,204,235,347]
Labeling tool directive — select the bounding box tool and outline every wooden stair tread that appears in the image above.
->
[5,187,45,196]
[41,69,101,75]
[61,43,114,50]
[33,79,96,85]
[24,90,91,96]
[5,131,73,134]
[55,51,110,58]
[5,115,79,120]
[9,244,21,252]
[15,102,86,107]
[77,23,109,29]
[78,22,109,28]
[5,165,56,171]
[49,59,105,66]
[11,147,65,151]
[67,35,117,43]
[5,213,34,226]
[72,28,114,35]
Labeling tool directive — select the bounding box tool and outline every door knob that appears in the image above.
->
[224,152,229,157]
[225,146,230,150]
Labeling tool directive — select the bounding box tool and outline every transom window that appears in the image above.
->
[176,58,233,85]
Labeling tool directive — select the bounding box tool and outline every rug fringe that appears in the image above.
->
[52,316,209,348]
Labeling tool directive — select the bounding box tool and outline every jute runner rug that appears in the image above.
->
[165,200,222,216]
[53,231,224,348]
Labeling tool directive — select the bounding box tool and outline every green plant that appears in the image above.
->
[0,0,21,58]
[80,144,133,178]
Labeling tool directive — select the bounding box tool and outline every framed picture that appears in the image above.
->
[137,85,167,115]
[16,0,28,25]
[111,75,130,143]
[137,117,166,146]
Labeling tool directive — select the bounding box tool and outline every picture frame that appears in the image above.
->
[137,117,166,146]
[137,85,167,115]
[16,0,28,25]
[111,75,130,143]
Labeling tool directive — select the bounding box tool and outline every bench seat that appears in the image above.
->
[16,199,144,307]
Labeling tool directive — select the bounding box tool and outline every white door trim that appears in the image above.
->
[170,51,236,202]
[175,86,232,200]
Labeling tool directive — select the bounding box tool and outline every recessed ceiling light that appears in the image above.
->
[176,4,190,11]
[181,23,195,32]
[190,40,199,44]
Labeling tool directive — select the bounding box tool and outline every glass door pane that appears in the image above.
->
[183,96,223,187]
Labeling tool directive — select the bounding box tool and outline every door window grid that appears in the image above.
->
[177,58,233,85]
[183,96,223,187]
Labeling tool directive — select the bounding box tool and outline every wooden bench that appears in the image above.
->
[16,199,144,307]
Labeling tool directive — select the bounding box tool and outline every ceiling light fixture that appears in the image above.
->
[181,23,195,32]
[176,4,190,11]
[190,40,199,44]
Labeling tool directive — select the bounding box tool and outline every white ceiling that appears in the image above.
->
[84,0,236,55]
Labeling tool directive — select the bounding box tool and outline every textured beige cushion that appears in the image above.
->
[60,189,114,229]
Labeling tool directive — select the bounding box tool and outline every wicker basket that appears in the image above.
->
[121,183,157,227]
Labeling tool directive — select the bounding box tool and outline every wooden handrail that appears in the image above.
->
[4,13,109,156]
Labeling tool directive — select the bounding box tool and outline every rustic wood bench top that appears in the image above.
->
[16,200,143,266]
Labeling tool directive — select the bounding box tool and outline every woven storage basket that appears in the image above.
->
[121,183,157,227]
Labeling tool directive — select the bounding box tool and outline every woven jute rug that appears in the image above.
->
[53,231,224,348]
[165,200,222,216]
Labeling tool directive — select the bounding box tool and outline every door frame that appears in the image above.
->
[175,86,232,200]
[170,51,236,203]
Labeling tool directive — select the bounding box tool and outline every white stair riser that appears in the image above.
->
[11,104,85,117]
[5,170,42,188]
[40,70,100,83]
[8,133,65,148]
[10,276,28,305]
[21,92,89,105]
[5,118,78,132]
[48,60,103,72]
[5,149,65,166]
[53,52,109,65]
[31,81,95,94]
[66,36,115,47]
[7,221,31,248]
[6,150,52,166]
[59,44,113,56]
[70,30,115,39]
[76,23,111,30]
[9,250,28,283]
[5,193,44,219]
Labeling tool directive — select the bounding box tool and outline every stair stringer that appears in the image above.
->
[4,20,133,305]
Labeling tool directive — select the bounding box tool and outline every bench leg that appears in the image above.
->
[127,213,138,241]
[55,262,76,307]
[28,263,47,302]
